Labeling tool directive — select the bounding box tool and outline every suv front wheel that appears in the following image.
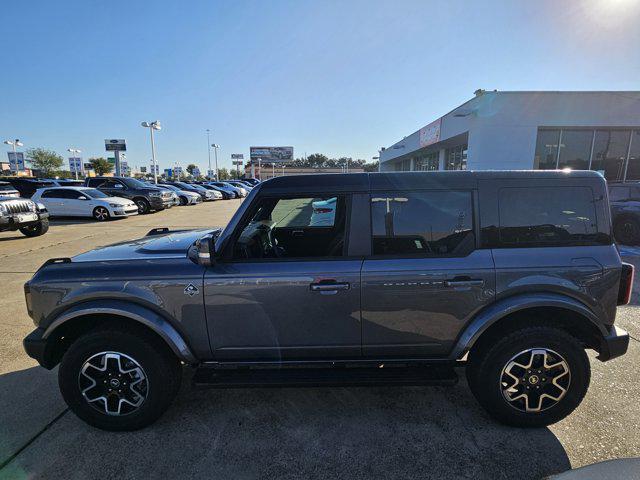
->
[466,326,590,427]
[20,219,49,237]
[59,326,182,431]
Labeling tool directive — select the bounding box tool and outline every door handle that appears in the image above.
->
[445,278,484,287]
[292,230,304,237]
[310,282,350,292]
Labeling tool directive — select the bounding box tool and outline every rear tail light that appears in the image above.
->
[617,262,634,305]
[314,208,333,214]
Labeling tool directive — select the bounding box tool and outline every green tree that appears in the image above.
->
[186,163,198,175]
[218,168,231,180]
[89,157,114,175]
[363,161,379,172]
[26,148,63,176]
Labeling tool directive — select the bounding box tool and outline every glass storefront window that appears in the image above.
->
[415,152,439,171]
[557,129,592,170]
[625,130,640,180]
[591,130,631,181]
[445,145,467,170]
[534,129,560,169]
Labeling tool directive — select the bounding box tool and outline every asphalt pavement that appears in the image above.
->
[0,200,638,480]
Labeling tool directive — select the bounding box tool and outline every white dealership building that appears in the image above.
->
[378,90,640,183]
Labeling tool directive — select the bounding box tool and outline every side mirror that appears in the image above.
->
[192,233,215,267]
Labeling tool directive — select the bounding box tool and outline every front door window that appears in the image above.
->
[233,195,346,259]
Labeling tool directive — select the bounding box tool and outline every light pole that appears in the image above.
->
[67,148,82,179]
[211,144,219,180]
[141,121,161,184]
[206,130,212,179]
[4,139,24,173]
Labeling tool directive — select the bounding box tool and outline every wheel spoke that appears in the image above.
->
[500,348,571,413]
[78,351,148,416]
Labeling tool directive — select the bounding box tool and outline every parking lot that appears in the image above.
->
[0,200,639,480]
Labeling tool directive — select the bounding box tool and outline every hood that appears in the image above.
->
[102,196,136,206]
[72,228,222,262]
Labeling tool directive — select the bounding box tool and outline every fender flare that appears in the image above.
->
[43,299,198,364]
[450,292,606,360]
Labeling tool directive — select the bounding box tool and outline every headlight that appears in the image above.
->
[109,203,121,208]
[29,202,37,212]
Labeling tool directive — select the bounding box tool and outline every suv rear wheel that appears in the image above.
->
[466,326,590,427]
[59,326,182,431]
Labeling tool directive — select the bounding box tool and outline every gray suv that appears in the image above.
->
[85,177,173,214]
[22,171,631,431]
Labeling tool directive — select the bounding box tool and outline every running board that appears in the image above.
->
[192,366,458,389]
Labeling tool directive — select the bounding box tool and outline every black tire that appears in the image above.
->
[134,198,151,215]
[466,326,590,428]
[19,218,49,237]
[59,326,182,431]
[179,196,188,206]
[613,216,640,245]
[92,206,111,222]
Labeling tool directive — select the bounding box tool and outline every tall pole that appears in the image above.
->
[214,145,219,180]
[206,129,212,179]
[258,157,261,180]
[150,127,158,184]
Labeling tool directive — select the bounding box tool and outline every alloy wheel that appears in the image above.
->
[94,207,109,221]
[500,348,570,413]
[78,351,148,416]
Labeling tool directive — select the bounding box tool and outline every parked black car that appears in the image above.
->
[85,177,173,214]
[0,194,49,236]
[609,182,640,245]
[23,171,630,431]
[1,177,55,198]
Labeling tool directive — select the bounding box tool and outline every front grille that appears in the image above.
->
[3,201,32,214]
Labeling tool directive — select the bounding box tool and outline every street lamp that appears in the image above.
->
[4,139,24,173]
[206,130,212,179]
[141,121,161,184]
[211,143,219,180]
[67,148,82,180]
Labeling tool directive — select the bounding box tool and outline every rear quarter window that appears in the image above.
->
[497,186,606,247]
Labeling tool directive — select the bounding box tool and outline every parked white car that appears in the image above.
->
[156,184,202,205]
[310,197,337,226]
[32,187,138,221]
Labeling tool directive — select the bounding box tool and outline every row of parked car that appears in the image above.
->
[0,176,261,237]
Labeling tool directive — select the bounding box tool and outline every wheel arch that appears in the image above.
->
[41,300,197,368]
[452,293,607,361]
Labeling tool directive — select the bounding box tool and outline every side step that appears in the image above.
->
[192,366,458,389]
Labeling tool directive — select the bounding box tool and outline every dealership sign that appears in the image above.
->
[250,146,293,163]
[69,157,83,173]
[7,152,25,172]
[231,153,244,159]
[105,139,126,151]
[419,119,441,148]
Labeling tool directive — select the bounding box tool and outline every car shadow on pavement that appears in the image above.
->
[0,367,571,480]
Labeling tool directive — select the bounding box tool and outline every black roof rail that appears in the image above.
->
[146,227,171,236]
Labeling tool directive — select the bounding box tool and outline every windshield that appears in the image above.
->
[84,188,109,199]
[121,178,151,189]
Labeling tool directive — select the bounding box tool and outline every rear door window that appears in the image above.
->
[498,186,602,247]
[370,191,475,256]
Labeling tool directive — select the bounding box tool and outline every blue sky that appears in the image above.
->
[2,0,639,173]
